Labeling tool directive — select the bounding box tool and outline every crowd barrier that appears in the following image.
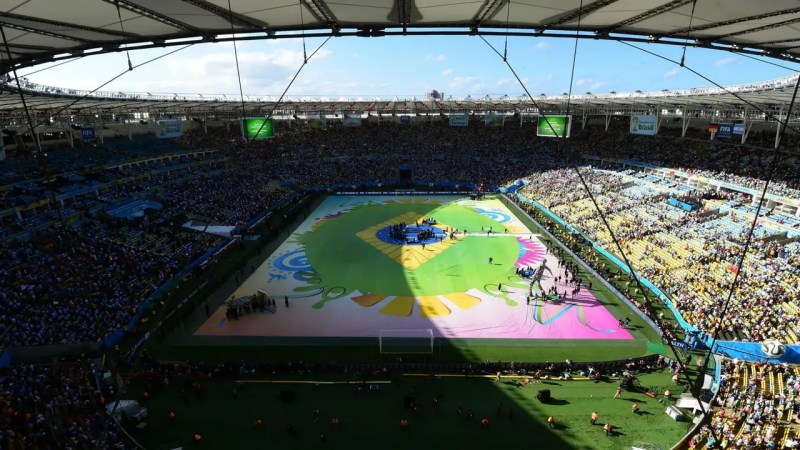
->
[512,191,800,364]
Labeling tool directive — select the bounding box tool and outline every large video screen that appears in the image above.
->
[536,115,571,138]
[241,117,275,140]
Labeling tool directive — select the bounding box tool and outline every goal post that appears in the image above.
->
[378,329,434,354]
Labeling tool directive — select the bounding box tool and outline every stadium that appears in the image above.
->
[2,1,800,449]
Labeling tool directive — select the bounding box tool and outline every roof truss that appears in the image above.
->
[102,0,200,32]
[605,0,695,32]
[179,0,270,29]
[0,0,798,70]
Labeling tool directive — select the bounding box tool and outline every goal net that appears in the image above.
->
[378,329,434,354]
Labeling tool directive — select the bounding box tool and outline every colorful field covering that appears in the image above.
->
[195,196,632,340]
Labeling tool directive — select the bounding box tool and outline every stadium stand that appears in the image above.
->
[2,125,800,348]
[1,122,800,449]
[690,359,800,449]
[0,362,135,449]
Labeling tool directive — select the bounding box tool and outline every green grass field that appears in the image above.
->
[300,198,521,296]
[156,195,667,365]
[129,194,701,449]
[126,370,690,450]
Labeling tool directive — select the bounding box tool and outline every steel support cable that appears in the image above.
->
[246,35,332,141]
[11,44,195,136]
[227,0,248,134]
[555,0,705,396]
[0,25,43,159]
[479,0,703,406]
[246,1,332,141]
[0,23,65,223]
[17,57,82,77]
[617,40,800,136]
[678,0,698,67]
[114,0,134,71]
[696,73,800,422]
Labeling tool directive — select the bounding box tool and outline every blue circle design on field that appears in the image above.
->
[274,249,313,273]
[474,207,511,223]
[375,225,445,246]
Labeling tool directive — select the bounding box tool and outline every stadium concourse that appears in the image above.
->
[1,121,800,448]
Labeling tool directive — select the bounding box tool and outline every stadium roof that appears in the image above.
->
[1,74,798,116]
[2,0,800,72]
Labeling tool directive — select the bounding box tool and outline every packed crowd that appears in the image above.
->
[0,362,135,450]
[0,219,222,346]
[573,129,800,198]
[517,165,800,344]
[1,123,799,350]
[1,140,296,346]
[690,359,800,449]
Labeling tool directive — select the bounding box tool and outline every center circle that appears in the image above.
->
[375,221,445,246]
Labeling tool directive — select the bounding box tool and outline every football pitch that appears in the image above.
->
[141,195,688,450]
[128,370,690,450]
[182,195,664,362]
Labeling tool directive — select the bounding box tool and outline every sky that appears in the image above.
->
[18,35,800,100]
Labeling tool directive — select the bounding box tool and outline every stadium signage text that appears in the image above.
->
[716,123,734,139]
[241,117,275,139]
[81,127,97,141]
[308,112,327,129]
[155,119,183,139]
[629,115,658,136]
[485,112,504,127]
[449,113,469,127]
[342,115,362,127]
[537,115,571,138]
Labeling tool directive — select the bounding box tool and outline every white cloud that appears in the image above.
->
[713,57,736,67]
[663,67,680,78]
[449,76,487,94]
[151,45,332,94]
[425,54,446,62]
[574,78,608,91]
[450,76,479,89]
[496,77,526,88]
[534,42,548,49]
[441,68,453,77]
[24,41,345,96]
[288,79,392,96]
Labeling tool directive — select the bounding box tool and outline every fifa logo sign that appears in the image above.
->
[155,119,182,138]
[630,115,656,135]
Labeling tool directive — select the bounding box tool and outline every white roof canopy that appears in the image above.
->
[2,0,800,71]
[1,73,797,116]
